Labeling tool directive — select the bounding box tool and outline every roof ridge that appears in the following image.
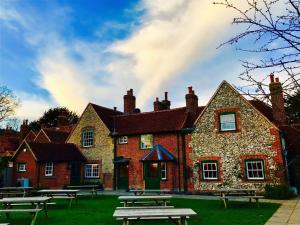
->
[90,102,123,114]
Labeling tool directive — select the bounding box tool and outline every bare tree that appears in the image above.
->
[215,0,300,103]
[0,86,20,122]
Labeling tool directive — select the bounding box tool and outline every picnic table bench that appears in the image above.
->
[0,196,51,225]
[38,189,79,207]
[0,187,33,198]
[66,185,100,198]
[113,208,197,225]
[129,189,170,195]
[217,188,264,208]
[119,195,172,207]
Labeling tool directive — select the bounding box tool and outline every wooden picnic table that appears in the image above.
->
[0,187,33,198]
[38,189,80,207]
[119,195,172,207]
[66,185,99,198]
[113,208,197,225]
[217,188,263,208]
[0,196,52,225]
[129,189,170,195]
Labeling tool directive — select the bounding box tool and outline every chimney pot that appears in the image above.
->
[275,77,279,83]
[164,92,168,100]
[113,107,117,111]
[270,74,274,83]
[188,86,193,94]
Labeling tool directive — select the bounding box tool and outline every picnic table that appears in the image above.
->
[113,207,197,225]
[0,196,52,225]
[119,195,172,207]
[38,189,79,207]
[0,187,33,198]
[129,189,170,195]
[66,185,99,198]
[217,188,263,208]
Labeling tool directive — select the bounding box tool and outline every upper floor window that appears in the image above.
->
[18,163,26,172]
[45,162,53,176]
[140,134,153,149]
[245,160,265,180]
[219,112,237,131]
[118,136,128,144]
[161,162,167,180]
[201,161,218,180]
[85,164,99,178]
[82,128,94,147]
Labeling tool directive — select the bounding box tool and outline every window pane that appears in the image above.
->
[220,113,236,131]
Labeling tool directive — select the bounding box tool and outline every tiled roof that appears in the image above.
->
[26,142,86,162]
[43,129,70,143]
[0,136,19,157]
[141,144,176,161]
[281,124,300,155]
[114,107,204,135]
[249,100,274,122]
[90,103,123,132]
[24,131,37,142]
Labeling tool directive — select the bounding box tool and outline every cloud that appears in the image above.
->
[1,0,254,117]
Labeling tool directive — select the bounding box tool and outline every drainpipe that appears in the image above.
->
[113,137,117,191]
[176,132,181,192]
[280,131,290,186]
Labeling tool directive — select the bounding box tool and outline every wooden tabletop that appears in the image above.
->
[38,189,80,193]
[113,208,196,218]
[67,185,98,188]
[119,195,172,200]
[0,187,33,190]
[0,196,51,203]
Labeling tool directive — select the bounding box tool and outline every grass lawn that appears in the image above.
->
[0,195,280,225]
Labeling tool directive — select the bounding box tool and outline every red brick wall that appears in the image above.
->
[38,162,71,188]
[116,132,182,191]
[13,147,38,187]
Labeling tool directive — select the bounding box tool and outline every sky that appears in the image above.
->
[0,0,276,123]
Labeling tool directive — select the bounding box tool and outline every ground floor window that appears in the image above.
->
[161,162,167,180]
[85,164,99,178]
[201,161,218,180]
[245,160,264,180]
[45,162,53,176]
[18,163,26,172]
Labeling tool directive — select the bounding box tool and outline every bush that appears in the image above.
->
[264,184,296,199]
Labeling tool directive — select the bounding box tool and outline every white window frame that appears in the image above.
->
[245,160,265,180]
[118,136,128,144]
[202,161,218,180]
[45,162,53,176]
[219,113,237,131]
[161,162,167,180]
[82,129,94,148]
[18,163,26,172]
[85,164,99,178]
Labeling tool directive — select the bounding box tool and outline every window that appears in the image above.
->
[45,162,53,176]
[161,162,167,180]
[118,136,128,144]
[140,134,153,149]
[85,164,99,178]
[18,163,26,172]
[219,112,237,131]
[82,129,94,147]
[201,161,218,180]
[245,160,265,180]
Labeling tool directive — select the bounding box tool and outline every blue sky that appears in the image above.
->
[0,0,273,122]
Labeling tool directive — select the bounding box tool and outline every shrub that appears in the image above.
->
[264,184,296,199]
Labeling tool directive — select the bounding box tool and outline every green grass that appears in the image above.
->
[0,195,280,225]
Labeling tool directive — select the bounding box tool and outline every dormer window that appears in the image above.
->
[118,136,128,144]
[219,112,237,131]
[82,128,94,148]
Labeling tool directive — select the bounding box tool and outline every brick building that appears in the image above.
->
[11,142,86,188]
[189,79,286,192]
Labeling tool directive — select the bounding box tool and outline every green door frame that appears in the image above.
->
[117,163,129,190]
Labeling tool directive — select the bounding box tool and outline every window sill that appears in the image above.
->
[18,171,26,173]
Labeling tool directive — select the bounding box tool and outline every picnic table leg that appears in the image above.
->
[4,203,10,219]
[30,209,40,225]
[180,216,188,225]
[123,218,129,225]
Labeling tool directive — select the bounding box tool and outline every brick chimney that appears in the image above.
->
[4,126,14,137]
[19,119,30,142]
[154,97,163,111]
[57,109,69,127]
[124,89,136,114]
[185,86,198,116]
[269,74,287,126]
[161,92,171,110]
